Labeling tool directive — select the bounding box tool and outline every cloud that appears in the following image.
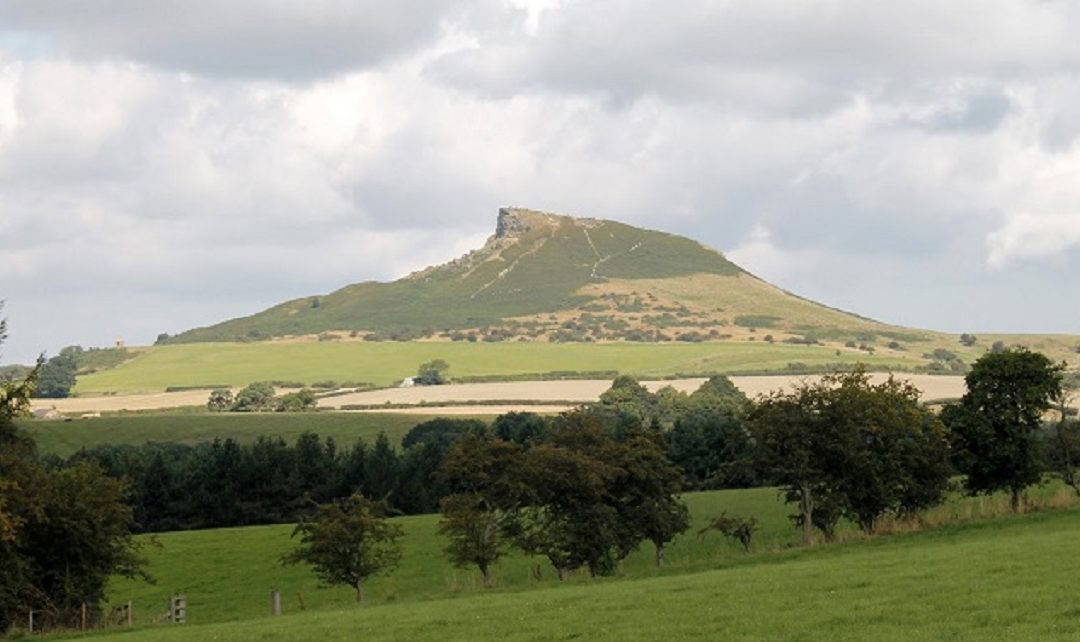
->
[987,213,1080,267]
[0,0,477,81]
[2,1,1080,360]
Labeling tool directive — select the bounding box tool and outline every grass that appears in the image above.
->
[61,485,1080,641]
[19,413,480,458]
[170,213,745,343]
[74,341,919,394]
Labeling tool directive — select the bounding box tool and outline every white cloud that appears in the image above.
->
[2,1,1080,360]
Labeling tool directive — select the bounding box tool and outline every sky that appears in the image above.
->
[1,0,1079,363]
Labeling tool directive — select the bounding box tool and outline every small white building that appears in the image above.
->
[399,377,416,388]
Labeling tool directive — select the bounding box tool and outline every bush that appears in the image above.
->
[275,389,317,412]
[231,382,276,411]
[207,389,233,412]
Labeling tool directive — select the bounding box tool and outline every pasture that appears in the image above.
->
[81,486,1080,640]
[72,340,920,395]
[21,412,475,458]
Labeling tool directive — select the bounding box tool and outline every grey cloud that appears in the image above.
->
[430,1,1080,116]
[0,0,473,81]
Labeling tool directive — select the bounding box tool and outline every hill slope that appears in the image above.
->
[169,208,911,345]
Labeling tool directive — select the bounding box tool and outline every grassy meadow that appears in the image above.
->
[74,340,920,395]
[20,412,482,458]
[65,485,1080,641]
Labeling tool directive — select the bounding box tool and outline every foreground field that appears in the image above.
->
[20,413,471,457]
[73,340,919,394]
[85,490,1080,641]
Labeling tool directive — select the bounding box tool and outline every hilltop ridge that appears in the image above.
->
[167,207,920,349]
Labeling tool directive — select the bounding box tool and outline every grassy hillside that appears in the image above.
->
[20,412,464,458]
[72,341,920,394]
[83,486,1080,640]
[170,208,750,342]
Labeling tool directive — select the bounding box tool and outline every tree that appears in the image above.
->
[616,433,690,567]
[438,493,508,586]
[415,359,449,385]
[1040,372,1079,495]
[748,380,835,544]
[947,348,1063,511]
[206,388,233,412]
[274,388,317,412]
[667,409,757,489]
[36,350,77,398]
[698,512,758,552]
[282,494,403,602]
[959,333,977,347]
[816,371,952,532]
[597,375,656,422]
[230,381,275,411]
[0,309,147,632]
[492,411,548,445]
[750,369,952,540]
[688,375,749,415]
[402,418,484,451]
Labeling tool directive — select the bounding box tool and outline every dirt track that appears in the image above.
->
[29,374,967,415]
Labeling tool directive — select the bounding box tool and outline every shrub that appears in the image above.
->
[207,389,233,412]
[231,382,276,411]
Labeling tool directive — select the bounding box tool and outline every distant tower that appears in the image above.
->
[115,338,125,348]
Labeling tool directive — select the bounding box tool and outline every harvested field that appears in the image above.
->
[321,374,967,409]
[29,374,967,415]
[348,404,577,415]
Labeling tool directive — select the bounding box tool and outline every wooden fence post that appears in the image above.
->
[271,589,282,616]
[127,600,133,626]
[81,602,87,630]
[28,610,33,633]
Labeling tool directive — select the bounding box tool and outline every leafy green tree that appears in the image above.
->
[751,369,952,540]
[415,359,450,385]
[597,375,656,422]
[688,375,749,415]
[206,388,233,412]
[816,371,951,531]
[274,388,317,412]
[748,380,836,544]
[363,432,401,503]
[230,381,275,411]
[947,348,1063,511]
[0,310,147,632]
[667,410,757,489]
[282,494,403,602]
[36,350,77,398]
[616,432,690,566]
[402,418,485,450]
[492,411,548,445]
[438,493,509,586]
[959,333,977,347]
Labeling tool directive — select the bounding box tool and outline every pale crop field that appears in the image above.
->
[322,373,967,408]
[34,373,966,414]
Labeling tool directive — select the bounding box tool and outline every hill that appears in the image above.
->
[168,207,924,347]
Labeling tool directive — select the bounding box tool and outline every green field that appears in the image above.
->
[84,506,1080,641]
[21,412,482,458]
[74,341,919,394]
[59,483,1079,640]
